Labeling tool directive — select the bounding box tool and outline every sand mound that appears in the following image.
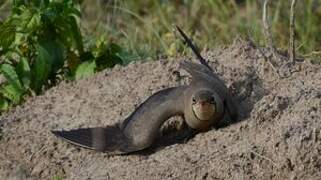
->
[1,40,320,179]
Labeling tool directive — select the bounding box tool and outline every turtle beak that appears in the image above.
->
[192,101,216,121]
[199,101,206,106]
[198,100,212,107]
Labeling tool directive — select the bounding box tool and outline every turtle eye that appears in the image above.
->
[209,97,215,104]
[192,97,196,104]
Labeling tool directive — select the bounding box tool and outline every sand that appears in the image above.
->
[1,39,320,180]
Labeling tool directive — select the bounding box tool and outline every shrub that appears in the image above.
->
[0,0,130,111]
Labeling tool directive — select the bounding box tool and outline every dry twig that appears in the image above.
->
[263,0,274,50]
[245,140,279,168]
[289,0,297,62]
[261,1,282,78]
[262,0,282,61]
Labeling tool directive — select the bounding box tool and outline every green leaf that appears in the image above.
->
[31,44,51,93]
[13,0,27,7]
[0,23,15,50]
[38,40,65,76]
[26,12,41,32]
[67,15,83,53]
[69,7,81,17]
[94,42,124,70]
[0,98,9,111]
[74,61,96,80]
[0,64,24,93]
[16,57,31,89]
[0,84,23,104]
[12,7,33,31]
[95,53,122,71]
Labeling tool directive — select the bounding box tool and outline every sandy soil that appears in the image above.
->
[0,39,320,180]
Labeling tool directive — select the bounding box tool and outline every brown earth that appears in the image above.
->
[0,40,321,180]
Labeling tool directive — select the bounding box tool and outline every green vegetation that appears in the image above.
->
[81,0,321,60]
[52,174,64,180]
[0,0,130,111]
[1,0,321,112]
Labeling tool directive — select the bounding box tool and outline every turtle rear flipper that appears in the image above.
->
[51,126,133,154]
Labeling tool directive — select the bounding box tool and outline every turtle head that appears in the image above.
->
[191,89,217,121]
